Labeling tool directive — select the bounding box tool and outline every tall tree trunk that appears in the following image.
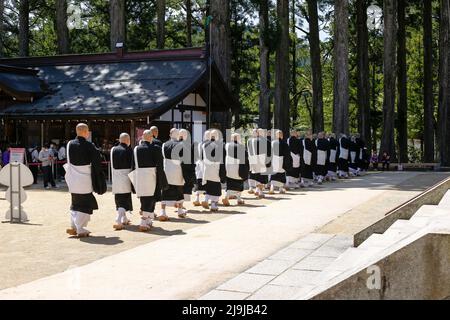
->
[397,0,408,162]
[157,0,166,49]
[109,0,126,51]
[333,0,349,135]
[356,0,371,149]
[275,0,290,136]
[0,0,4,57]
[438,0,450,166]
[380,0,397,159]
[186,0,192,47]
[210,0,231,88]
[423,0,434,162]
[291,0,298,124]
[371,63,377,151]
[18,0,30,57]
[259,0,271,129]
[55,0,69,54]
[307,0,324,133]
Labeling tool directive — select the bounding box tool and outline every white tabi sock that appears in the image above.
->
[116,207,126,224]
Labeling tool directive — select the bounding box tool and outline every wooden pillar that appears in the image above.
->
[64,120,71,141]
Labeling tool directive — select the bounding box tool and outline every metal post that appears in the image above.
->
[9,163,12,223]
[18,163,21,223]
[108,162,111,184]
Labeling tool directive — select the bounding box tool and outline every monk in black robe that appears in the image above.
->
[314,132,330,184]
[160,128,186,220]
[150,125,163,148]
[337,134,351,178]
[193,130,210,206]
[349,135,361,176]
[132,130,168,231]
[222,133,249,206]
[65,123,106,237]
[269,130,292,194]
[201,129,226,212]
[300,131,316,187]
[286,130,301,188]
[179,129,196,210]
[111,133,134,230]
[247,129,259,194]
[327,133,339,181]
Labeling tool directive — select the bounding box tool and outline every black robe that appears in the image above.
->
[300,138,316,180]
[225,141,249,192]
[180,138,196,196]
[356,138,367,170]
[349,140,360,170]
[337,137,351,172]
[315,138,330,177]
[152,138,163,148]
[254,136,270,184]
[134,141,168,212]
[247,137,258,183]
[287,136,301,179]
[202,139,226,197]
[162,139,184,202]
[68,136,106,215]
[328,137,339,173]
[112,143,133,211]
[270,138,292,184]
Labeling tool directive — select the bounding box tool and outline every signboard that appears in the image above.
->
[9,148,26,164]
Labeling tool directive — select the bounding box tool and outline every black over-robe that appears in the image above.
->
[315,138,330,177]
[337,137,351,172]
[247,137,258,183]
[356,138,368,170]
[300,138,316,180]
[225,141,249,192]
[270,138,292,184]
[349,139,360,170]
[202,139,226,197]
[162,139,184,202]
[180,138,196,196]
[112,143,134,211]
[68,136,107,215]
[134,141,168,212]
[287,136,301,179]
[328,137,339,173]
[254,136,270,184]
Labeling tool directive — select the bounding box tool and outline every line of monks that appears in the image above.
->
[64,123,369,237]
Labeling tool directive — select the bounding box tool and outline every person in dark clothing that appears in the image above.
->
[179,129,196,210]
[150,125,163,147]
[39,144,57,189]
[160,128,186,220]
[222,132,249,206]
[314,132,330,184]
[269,130,292,194]
[300,131,316,187]
[327,133,339,181]
[286,130,301,188]
[381,152,391,171]
[111,133,134,231]
[337,134,351,178]
[131,130,168,232]
[65,123,107,237]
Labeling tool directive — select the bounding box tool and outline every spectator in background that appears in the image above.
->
[28,145,40,184]
[381,152,391,171]
[370,151,379,171]
[39,144,57,189]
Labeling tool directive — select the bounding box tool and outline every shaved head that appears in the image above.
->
[76,123,89,138]
[143,130,153,142]
[179,129,189,141]
[119,133,130,145]
[150,126,158,138]
[170,128,179,140]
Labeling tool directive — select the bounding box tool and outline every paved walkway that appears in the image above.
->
[0,172,445,299]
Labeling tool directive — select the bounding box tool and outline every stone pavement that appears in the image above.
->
[200,233,352,300]
[0,172,445,299]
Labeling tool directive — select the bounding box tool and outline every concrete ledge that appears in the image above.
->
[311,233,450,300]
[354,177,450,247]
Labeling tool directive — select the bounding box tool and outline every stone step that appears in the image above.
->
[438,190,450,209]
[412,205,441,217]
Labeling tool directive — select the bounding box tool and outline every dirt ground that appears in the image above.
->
[0,184,279,290]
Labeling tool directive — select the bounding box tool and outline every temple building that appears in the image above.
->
[0,47,238,148]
